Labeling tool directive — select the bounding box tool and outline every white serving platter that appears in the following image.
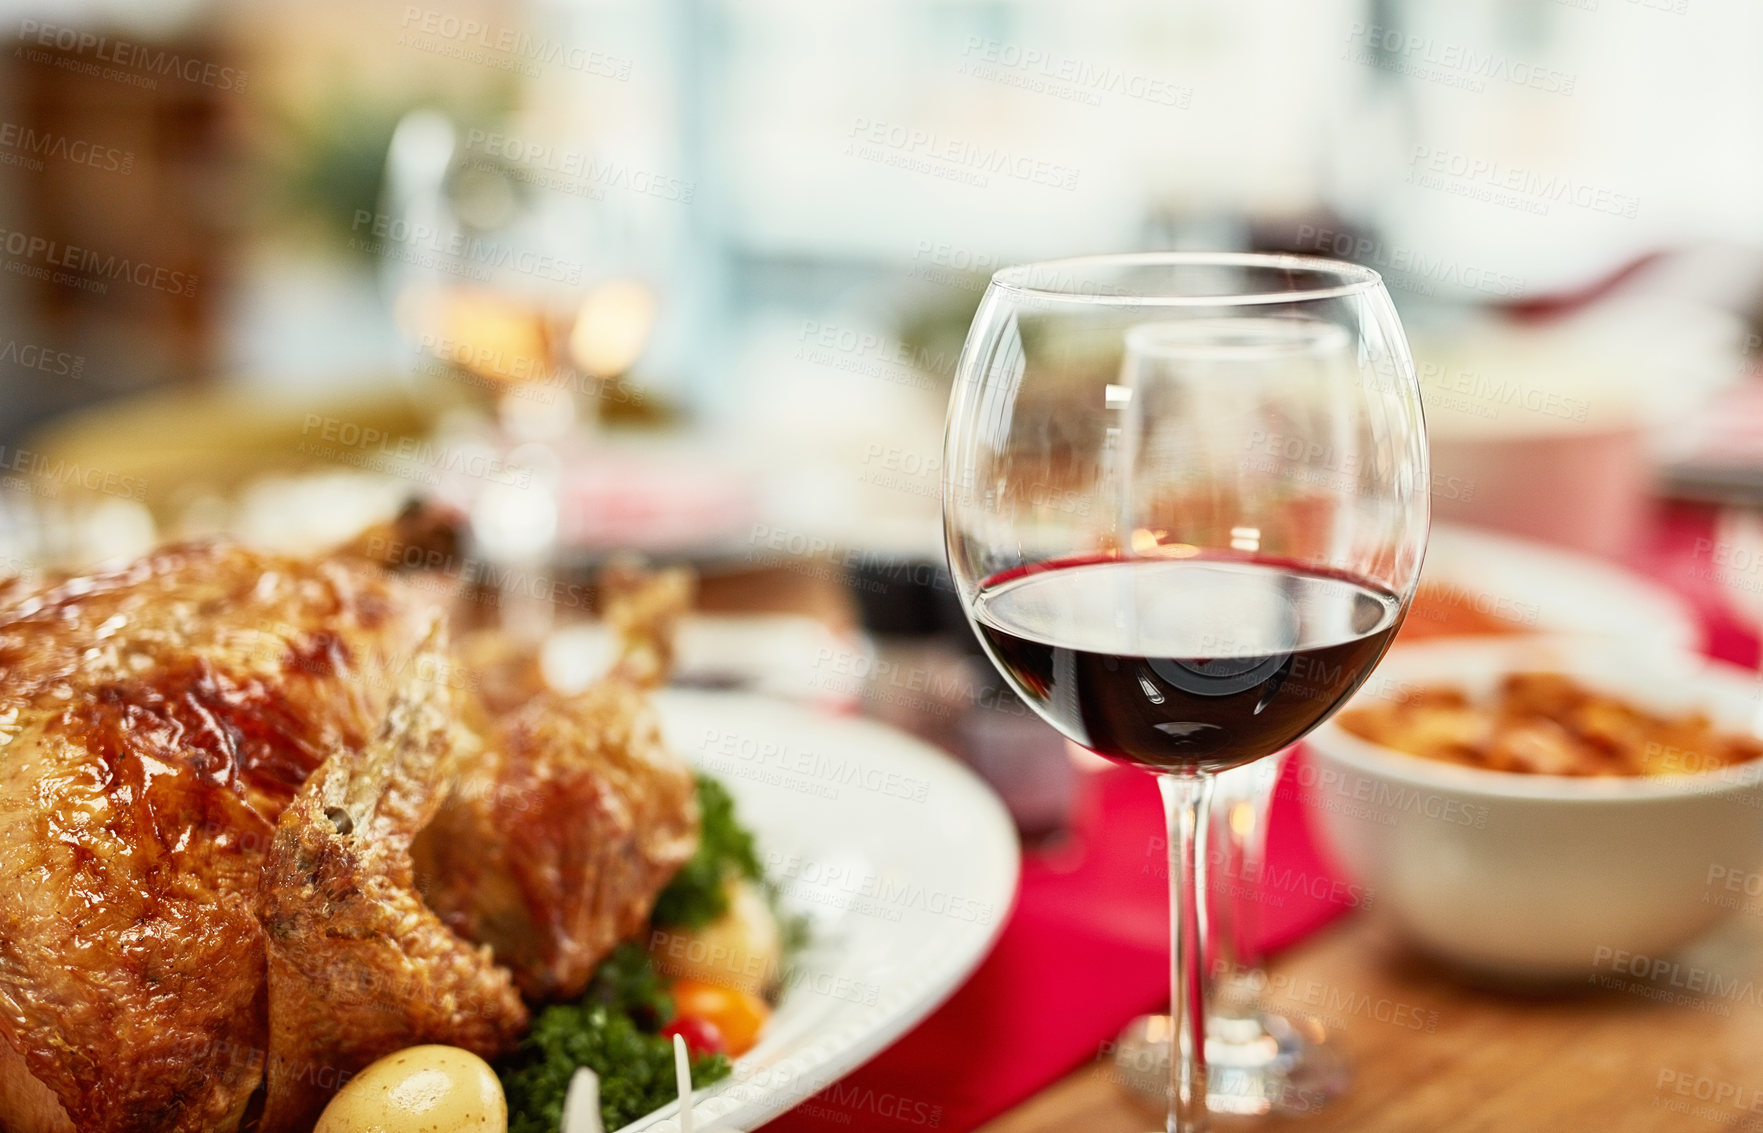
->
[620,689,1020,1132]
[1423,522,1699,650]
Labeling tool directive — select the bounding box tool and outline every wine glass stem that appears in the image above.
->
[1159,772,1214,1133]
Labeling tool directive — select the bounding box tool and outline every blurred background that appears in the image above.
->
[2,0,1763,829]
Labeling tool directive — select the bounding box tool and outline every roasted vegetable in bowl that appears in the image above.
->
[1339,671,1763,777]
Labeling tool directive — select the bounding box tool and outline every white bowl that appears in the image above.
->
[1306,637,1763,981]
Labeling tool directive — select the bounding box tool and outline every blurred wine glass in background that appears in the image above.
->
[375,107,660,637]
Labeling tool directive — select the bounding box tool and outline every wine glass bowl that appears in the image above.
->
[942,253,1429,1131]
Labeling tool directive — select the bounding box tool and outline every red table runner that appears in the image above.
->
[761,504,1756,1133]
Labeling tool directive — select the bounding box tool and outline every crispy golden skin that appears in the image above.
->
[0,543,698,1132]
[414,565,698,1000]
[414,680,698,1001]
[255,630,527,1133]
[0,544,434,1133]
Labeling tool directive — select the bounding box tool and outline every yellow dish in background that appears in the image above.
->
[23,382,432,516]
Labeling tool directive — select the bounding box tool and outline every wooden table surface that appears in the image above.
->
[979,911,1763,1133]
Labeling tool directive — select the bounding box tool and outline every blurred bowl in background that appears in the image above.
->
[1306,637,1763,981]
[1415,299,1748,559]
[1429,425,1648,562]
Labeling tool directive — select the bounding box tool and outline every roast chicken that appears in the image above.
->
[0,540,698,1133]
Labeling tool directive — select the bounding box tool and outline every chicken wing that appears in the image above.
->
[414,679,698,1001]
[254,626,527,1133]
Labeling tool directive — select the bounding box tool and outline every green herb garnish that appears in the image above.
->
[652,776,762,929]
[500,944,731,1133]
[503,775,811,1130]
[577,940,674,1025]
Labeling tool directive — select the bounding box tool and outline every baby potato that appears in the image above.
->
[649,879,782,996]
[316,1045,507,1133]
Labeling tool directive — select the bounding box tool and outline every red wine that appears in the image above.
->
[972,557,1402,773]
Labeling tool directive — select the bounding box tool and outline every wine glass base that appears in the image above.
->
[1112,1012,1350,1116]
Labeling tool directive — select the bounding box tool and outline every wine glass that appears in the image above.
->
[941,253,1428,1132]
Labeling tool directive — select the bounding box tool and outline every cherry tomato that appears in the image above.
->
[661,1015,725,1057]
[670,979,771,1057]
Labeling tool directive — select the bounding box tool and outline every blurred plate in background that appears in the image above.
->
[545,614,871,708]
[1424,522,1699,651]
